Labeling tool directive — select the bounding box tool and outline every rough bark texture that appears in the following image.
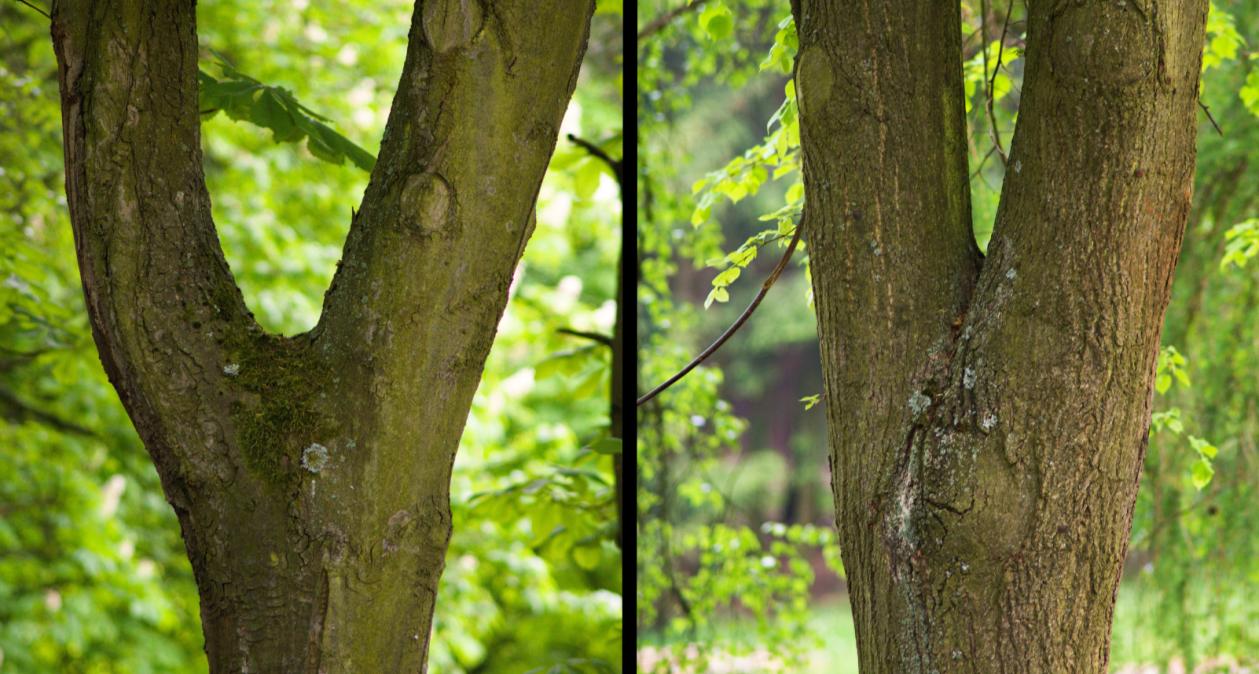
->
[50,1,591,671]
[792,0,1207,671]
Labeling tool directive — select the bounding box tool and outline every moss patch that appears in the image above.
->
[225,332,331,490]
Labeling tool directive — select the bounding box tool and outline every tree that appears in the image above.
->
[792,0,1208,671]
[47,1,592,671]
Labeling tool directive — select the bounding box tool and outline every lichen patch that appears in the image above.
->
[980,412,999,432]
[301,443,330,473]
[908,391,932,416]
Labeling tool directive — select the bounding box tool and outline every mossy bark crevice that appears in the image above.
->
[50,1,593,671]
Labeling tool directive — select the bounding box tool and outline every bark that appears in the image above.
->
[49,1,591,672]
[792,0,1206,671]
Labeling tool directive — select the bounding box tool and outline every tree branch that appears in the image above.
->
[11,0,50,19]
[980,0,1010,166]
[567,133,622,183]
[558,328,613,348]
[51,1,257,481]
[988,0,1015,98]
[637,0,709,43]
[636,222,802,407]
[0,387,96,437]
[320,3,595,367]
[1199,100,1224,136]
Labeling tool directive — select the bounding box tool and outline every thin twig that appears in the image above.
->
[1199,101,1224,136]
[980,0,1009,166]
[970,145,998,180]
[637,0,709,43]
[1130,497,1212,551]
[558,328,613,348]
[636,222,803,407]
[989,0,1015,98]
[567,134,623,183]
[11,0,50,19]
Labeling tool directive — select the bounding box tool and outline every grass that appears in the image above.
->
[637,595,858,673]
[800,597,860,674]
[639,585,1257,673]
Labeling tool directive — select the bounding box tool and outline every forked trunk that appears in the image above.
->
[793,0,1207,670]
[50,1,592,670]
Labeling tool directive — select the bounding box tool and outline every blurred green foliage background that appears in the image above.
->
[0,2,623,672]
[637,1,1258,671]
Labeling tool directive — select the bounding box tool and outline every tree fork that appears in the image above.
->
[50,1,593,671]
[793,0,1206,671]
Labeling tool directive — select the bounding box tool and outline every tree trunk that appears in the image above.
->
[49,1,591,671]
[792,0,1206,671]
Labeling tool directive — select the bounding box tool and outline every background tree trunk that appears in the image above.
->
[50,1,591,671]
[792,0,1207,670]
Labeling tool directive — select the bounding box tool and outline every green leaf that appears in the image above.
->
[691,204,711,227]
[1191,457,1214,490]
[712,266,741,288]
[698,2,734,41]
[727,246,757,267]
[573,159,603,199]
[251,90,301,142]
[1189,436,1218,459]
[572,544,602,571]
[704,286,729,309]
[198,62,375,172]
[1203,1,1245,72]
[1241,70,1259,117]
[786,181,805,204]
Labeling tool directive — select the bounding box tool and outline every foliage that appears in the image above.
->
[1149,346,1218,491]
[637,2,838,672]
[1221,217,1259,269]
[0,2,622,672]
[199,56,376,172]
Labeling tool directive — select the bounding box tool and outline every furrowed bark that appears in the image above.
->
[792,0,979,669]
[50,1,592,672]
[794,0,1207,671]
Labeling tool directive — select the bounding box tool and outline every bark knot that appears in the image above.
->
[400,172,456,237]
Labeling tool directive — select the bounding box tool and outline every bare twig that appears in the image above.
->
[989,0,1015,97]
[11,0,50,19]
[637,0,709,43]
[980,0,1010,166]
[970,145,998,180]
[566,131,619,178]
[567,129,625,550]
[558,328,613,348]
[637,222,803,407]
[1199,101,1224,136]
